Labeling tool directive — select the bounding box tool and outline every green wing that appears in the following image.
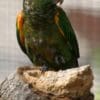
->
[56,7,80,59]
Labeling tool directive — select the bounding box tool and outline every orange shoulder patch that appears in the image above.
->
[54,12,65,37]
[17,11,24,31]
[17,11,25,45]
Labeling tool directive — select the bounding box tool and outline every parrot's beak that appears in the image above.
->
[54,0,64,5]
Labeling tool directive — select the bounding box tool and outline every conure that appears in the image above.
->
[16,0,80,71]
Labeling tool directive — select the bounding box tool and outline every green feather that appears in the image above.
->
[56,7,80,58]
[16,0,80,70]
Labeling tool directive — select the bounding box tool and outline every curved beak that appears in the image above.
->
[54,0,64,5]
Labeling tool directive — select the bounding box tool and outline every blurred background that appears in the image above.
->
[0,0,100,99]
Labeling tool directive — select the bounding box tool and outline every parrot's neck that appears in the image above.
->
[23,5,57,30]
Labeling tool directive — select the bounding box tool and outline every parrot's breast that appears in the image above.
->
[23,21,67,68]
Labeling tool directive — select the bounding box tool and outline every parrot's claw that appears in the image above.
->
[41,65,49,73]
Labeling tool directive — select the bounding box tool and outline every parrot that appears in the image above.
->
[16,0,80,71]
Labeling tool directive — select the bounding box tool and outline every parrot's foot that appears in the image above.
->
[41,65,49,72]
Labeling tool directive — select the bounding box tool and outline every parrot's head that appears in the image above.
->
[23,0,64,13]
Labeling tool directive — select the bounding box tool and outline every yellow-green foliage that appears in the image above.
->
[95,92,100,100]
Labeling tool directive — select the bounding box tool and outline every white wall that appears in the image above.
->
[63,0,100,10]
[0,0,31,81]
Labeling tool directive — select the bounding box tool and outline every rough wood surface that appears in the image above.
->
[0,65,94,100]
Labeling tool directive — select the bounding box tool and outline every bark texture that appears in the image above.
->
[0,65,94,100]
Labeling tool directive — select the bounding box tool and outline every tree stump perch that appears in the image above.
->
[0,65,94,100]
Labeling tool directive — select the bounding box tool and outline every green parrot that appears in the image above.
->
[16,0,80,71]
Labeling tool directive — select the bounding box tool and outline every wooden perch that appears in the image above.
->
[0,65,94,100]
